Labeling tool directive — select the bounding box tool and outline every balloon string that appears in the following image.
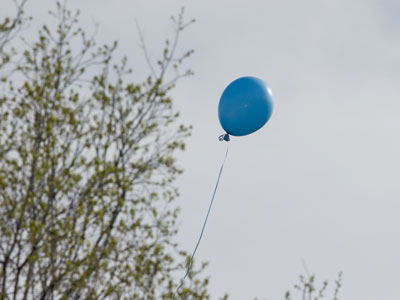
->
[173,141,230,298]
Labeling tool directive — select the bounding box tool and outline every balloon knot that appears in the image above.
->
[218,133,230,142]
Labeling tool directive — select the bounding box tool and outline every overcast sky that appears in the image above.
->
[3,0,400,299]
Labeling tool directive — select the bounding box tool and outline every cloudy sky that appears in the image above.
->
[3,0,400,299]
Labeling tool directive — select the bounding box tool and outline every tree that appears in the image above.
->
[0,1,217,299]
[284,272,343,300]
[253,272,342,300]
[0,0,29,69]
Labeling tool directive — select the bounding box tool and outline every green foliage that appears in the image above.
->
[284,272,343,300]
[0,0,30,70]
[253,272,342,300]
[0,1,217,299]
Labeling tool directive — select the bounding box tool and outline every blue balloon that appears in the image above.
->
[218,76,274,137]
